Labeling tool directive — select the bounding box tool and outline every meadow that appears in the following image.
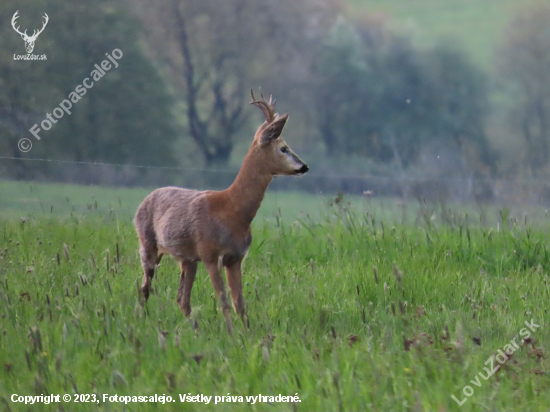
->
[1,180,550,411]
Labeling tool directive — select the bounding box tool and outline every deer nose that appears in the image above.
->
[297,164,309,174]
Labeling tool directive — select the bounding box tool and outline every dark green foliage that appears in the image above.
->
[314,18,493,170]
[0,0,177,178]
[497,1,550,173]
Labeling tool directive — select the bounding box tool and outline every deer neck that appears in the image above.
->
[223,146,272,227]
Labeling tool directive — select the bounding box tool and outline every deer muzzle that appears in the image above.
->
[295,164,309,175]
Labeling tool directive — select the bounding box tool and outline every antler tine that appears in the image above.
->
[11,10,19,26]
[40,13,49,32]
[30,13,49,39]
[259,91,277,109]
[250,89,277,123]
[11,10,26,36]
[266,93,276,108]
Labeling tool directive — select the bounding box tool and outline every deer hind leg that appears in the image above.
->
[204,259,233,334]
[177,260,197,317]
[139,242,162,301]
[225,259,247,328]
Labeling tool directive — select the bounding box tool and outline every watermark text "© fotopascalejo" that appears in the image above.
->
[18,48,123,153]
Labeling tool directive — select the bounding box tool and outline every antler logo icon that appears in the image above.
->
[11,10,49,54]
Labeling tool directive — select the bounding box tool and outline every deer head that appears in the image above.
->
[250,89,308,176]
[12,11,49,54]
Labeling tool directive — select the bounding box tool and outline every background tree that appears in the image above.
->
[312,14,493,172]
[497,1,550,174]
[421,45,493,172]
[130,0,339,166]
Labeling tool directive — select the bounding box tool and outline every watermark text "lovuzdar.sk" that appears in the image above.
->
[452,319,540,406]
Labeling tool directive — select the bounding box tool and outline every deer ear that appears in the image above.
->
[260,114,288,146]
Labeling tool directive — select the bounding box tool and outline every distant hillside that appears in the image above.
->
[345,0,525,68]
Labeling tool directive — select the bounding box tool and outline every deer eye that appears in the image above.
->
[280,147,288,154]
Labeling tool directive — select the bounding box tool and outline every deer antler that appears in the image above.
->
[250,89,277,123]
[11,11,27,37]
[29,13,49,40]
[12,11,49,40]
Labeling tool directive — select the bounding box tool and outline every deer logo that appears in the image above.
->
[11,11,49,54]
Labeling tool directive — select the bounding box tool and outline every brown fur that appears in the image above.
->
[134,91,308,333]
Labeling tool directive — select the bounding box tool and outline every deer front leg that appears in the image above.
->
[225,259,247,328]
[204,260,233,334]
[177,261,197,316]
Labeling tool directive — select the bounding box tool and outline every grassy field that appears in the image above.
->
[0,179,437,226]
[1,180,550,411]
[347,0,524,67]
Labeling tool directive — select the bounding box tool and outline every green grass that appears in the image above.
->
[0,179,443,225]
[347,0,525,67]
[0,179,328,223]
[1,180,550,410]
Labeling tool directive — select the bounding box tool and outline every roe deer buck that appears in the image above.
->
[134,90,308,334]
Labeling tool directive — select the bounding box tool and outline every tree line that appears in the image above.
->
[1,0,549,183]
